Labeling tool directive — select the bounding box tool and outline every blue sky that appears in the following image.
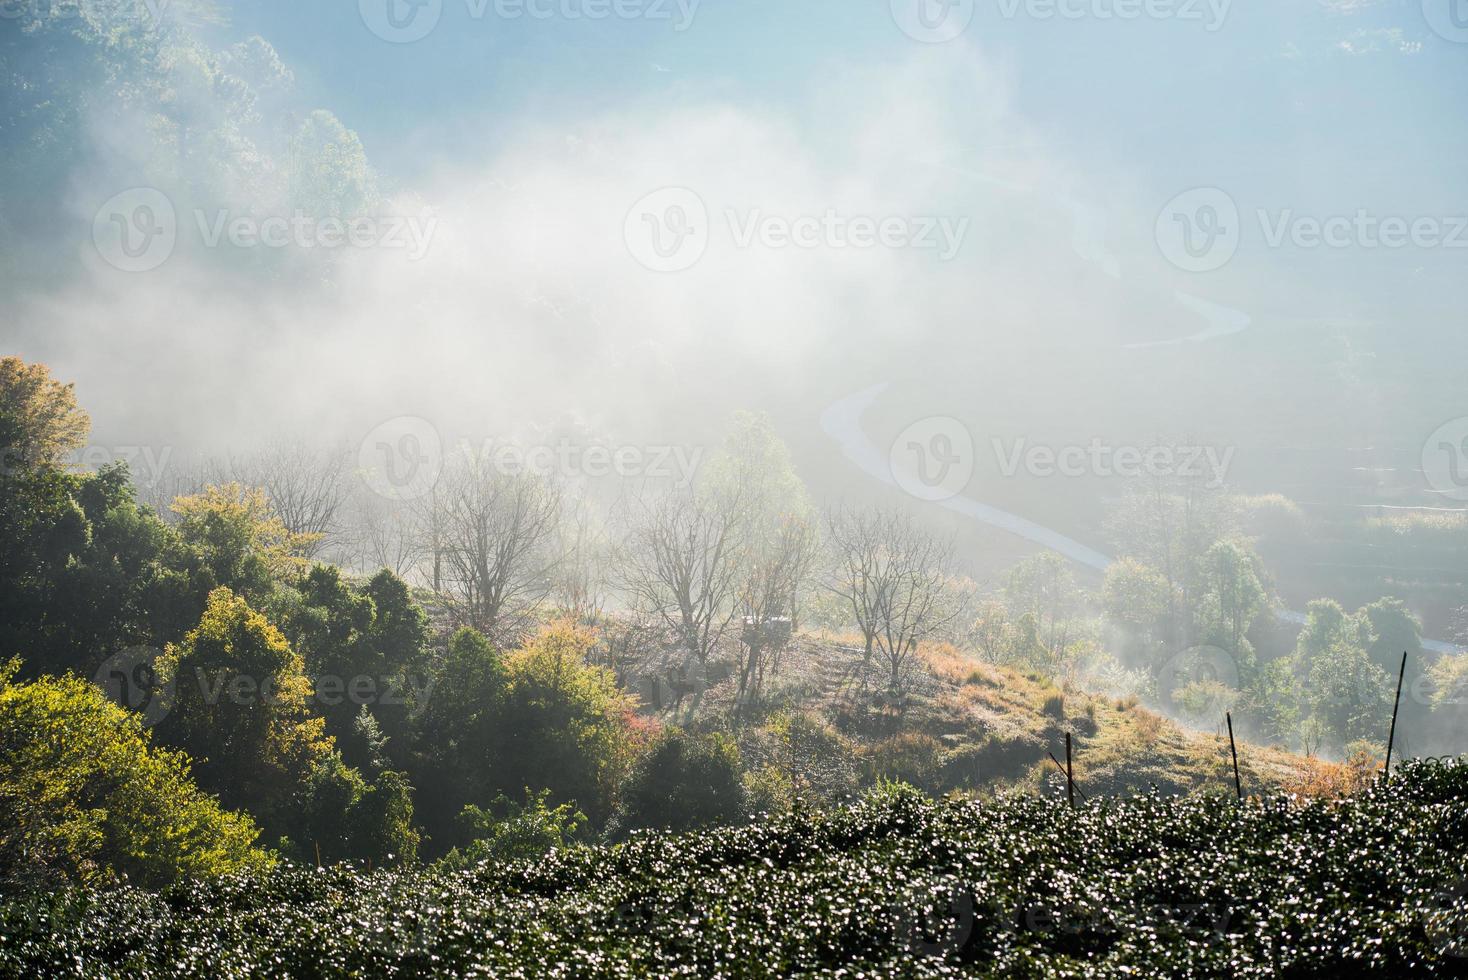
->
[205,0,1466,197]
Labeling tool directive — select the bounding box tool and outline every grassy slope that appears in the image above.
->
[674,633,1342,804]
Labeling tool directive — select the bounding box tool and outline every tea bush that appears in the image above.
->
[2,759,1466,978]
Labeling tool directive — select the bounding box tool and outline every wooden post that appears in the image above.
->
[1226,711,1242,801]
[1384,651,1408,779]
[1065,732,1075,808]
[314,840,321,868]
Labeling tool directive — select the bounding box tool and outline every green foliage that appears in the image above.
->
[617,729,745,834]
[153,587,333,837]
[439,789,588,869]
[171,484,317,603]
[284,564,429,769]
[865,733,947,795]
[494,622,634,825]
[7,759,1468,977]
[0,463,203,679]
[1100,557,1174,666]
[1195,539,1267,674]
[1276,598,1401,755]
[0,664,268,891]
[412,627,509,848]
[1304,641,1392,751]
[412,622,633,851]
[295,755,419,868]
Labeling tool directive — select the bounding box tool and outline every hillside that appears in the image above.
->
[611,628,1346,807]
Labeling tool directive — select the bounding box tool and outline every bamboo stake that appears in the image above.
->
[1226,711,1242,801]
[1065,732,1075,808]
[1384,651,1408,779]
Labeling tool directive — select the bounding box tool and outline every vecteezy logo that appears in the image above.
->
[1423,417,1468,502]
[1155,187,1240,273]
[1156,644,1239,714]
[359,416,443,501]
[359,0,442,42]
[890,416,974,502]
[93,646,173,726]
[890,0,974,42]
[898,888,978,957]
[92,187,176,272]
[1425,878,1468,960]
[1423,0,1468,43]
[624,187,709,272]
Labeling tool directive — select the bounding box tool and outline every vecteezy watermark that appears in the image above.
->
[890,0,1230,42]
[623,187,970,272]
[898,887,980,957]
[94,647,173,727]
[1156,644,1240,714]
[890,0,975,43]
[93,648,437,726]
[1422,417,1468,502]
[91,189,437,272]
[359,416,445,502]
[888,416,1233,503]
[358,0,699,43]
[1015,900,1232,939]
[54,443,173,488]
[725,210,969,261]
[996,0,1230,30]
[1422,0,1468,44]
[992,437,1233,487]
[193,210,437,260]
[92,187,178,273]
[624,188,710,273]
[890,416,976,502]
[454,438,704,485]
[1155,187,1240,273]
[1157,187,1468,272]
[1424,877,1468,960]
[895,889,1233,959]
[357,416,705,501]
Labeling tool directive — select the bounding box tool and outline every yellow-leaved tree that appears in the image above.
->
[154,587,334,836]
[171,483,320,600]
[0,660,269,890]
[0,356,90,473]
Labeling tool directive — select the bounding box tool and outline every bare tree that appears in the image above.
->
[435,455,562,640]
[826,505,958,692]
[732,511,819,708]
[825,505,887,679]
[223,442,350,558]
[554,492,612,626]
[137,457,212,520]
[617,484,743,672]
[408,485,448,594]
[342,488,422,578]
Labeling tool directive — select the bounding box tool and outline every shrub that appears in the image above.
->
[618,729,744,833]
[0,663,268,890]
[438,789,587,869]
[865,733,946,794]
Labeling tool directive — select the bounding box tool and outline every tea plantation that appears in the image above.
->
[4,759,1466,979]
